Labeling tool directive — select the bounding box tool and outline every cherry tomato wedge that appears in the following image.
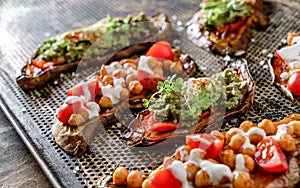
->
[151,169,182,188]
[146,41,174,61]
[186,133,224,159]
[287,71,300,96]
[57,102,81,124]
[30,59,53,70]
[149,122,179,132]
[255,137,288,173]
[137,70,164,90]
[67,80,100,99]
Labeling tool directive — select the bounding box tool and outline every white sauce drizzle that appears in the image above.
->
[273,124,294,141]
[138,56,154,74]
[199,160,233,185]
[124,66,137,75]
[234,154,248,172]
[277,36,300,63]
[188,149,203,165]
[246,127,266,139]
[65,96,85,104]
[178,146,189,162]
[168,160,189,188]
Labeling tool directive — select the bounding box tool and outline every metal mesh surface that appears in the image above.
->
[0,0,300,187]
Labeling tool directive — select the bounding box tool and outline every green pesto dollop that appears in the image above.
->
[143,69,248,127]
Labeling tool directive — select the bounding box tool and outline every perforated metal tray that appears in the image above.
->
[0,0,300,187]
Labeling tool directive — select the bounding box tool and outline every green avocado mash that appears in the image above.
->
[201,0,253,27]
[143,69,247,127]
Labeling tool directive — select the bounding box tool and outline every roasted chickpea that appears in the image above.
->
[175,145,191,162]
[103,75,114,85]
[113,166,129,185]
[162,60,173,70]
[258,119,276,135]
[170,62,183,74]
[229,134,246,152]
[184,161,199,181]
[129,81,144,94]
[142,179,152,188]
[68,113,85,127]
[126,74,137,86]
[219,149,236,169]
[243,155,255,173]
[287,120,300,136]
[153,66,164,77]
[147,57,161,69]
[100,64,107,75]
[189,148,206,161]
[195,170,211,187]
[126,170,143,188]
[232,171,251,188]
[123,62,137,70]
[99,96,113,109]
[120,88,129,100]
[287,32,299,46]
[210,130,225,140]
[77,108,89,120]
[113,69,127,78]
[247,128,265,145]
[225,128,241,144]
[239,120,255,132]
[278,134,296,152]
[163,157,175,168]
[241,147,256,157]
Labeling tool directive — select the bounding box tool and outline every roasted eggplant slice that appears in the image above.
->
[17,12,171,90]
[269,33,300,106]
[52,41,197,156]
[186,0,268,56]
[123,59,255,146]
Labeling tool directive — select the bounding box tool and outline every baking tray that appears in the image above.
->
[0,0,300,187]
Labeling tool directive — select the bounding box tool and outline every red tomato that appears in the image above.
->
[30,59,53,70]
[149,122,179,132]
[216,20,244,33]
[146,41,174,61]
[275,51,285,63]
[255,137,288,173]
[287,71,300,96]
[57,102,81,124]
[186,133,224,159]
[67,80,100,99]
[137,70,164,90]
[151,169,182,188]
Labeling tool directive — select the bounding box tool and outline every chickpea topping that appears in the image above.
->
[163,157,175,168]
[287,120,300,136]
[190,148,206,160]
[232,171,251,188]
[147,57,161,69]
[241,147,256,157]
[248,133,264,145]
[285,125,294,135]
[153,66,164,77]
[77,108,89,120]
[170,62,183,74]
[184,161,199,181]
[195,170,212,187]
[113,166,129,185]
[100,64,107,75]
[210,130,225,140]
[123,62,137,70]
[278,134,296,152]
[174,145,191,162]
[229,134,246,152]
[162,60,173,70]
[219,149,236,169]
[103,75,114,85]
[243,155,255,173]
[120,88,129,100]
[113,69,127,78]
[126,74,137,86]
[68,113,85,127]
[142,179,152,188]
[129,81,144,94]
[126,170,143,188]
[225,128,240,144]
[258,119,276,135]
[287,32,299,46]
[239,120,255,132]
[99,96,113,109]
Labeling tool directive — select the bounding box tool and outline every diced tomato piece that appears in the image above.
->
[67,80,100,99]
[287,71,300,96]
[186,133,224,159]
[67,85,83,97]
[137,70,164,90]
[151,169,182,188]
[87,80,100,99]
[149,122,179,132]
[57,102,81,124]
[146,41,174,61]
[255,137,288,173]
[30,59,53,70]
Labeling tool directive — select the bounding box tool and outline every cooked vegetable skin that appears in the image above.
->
[123,59,255,146]
[111,114,300,188]
[269,33,300,106]
[52,42,197,156]
[16,12,170,90]
[187,0,268,56]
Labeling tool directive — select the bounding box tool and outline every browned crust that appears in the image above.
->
[123,59,255,146]
[16,13,171,90]
[268,56,300,107]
